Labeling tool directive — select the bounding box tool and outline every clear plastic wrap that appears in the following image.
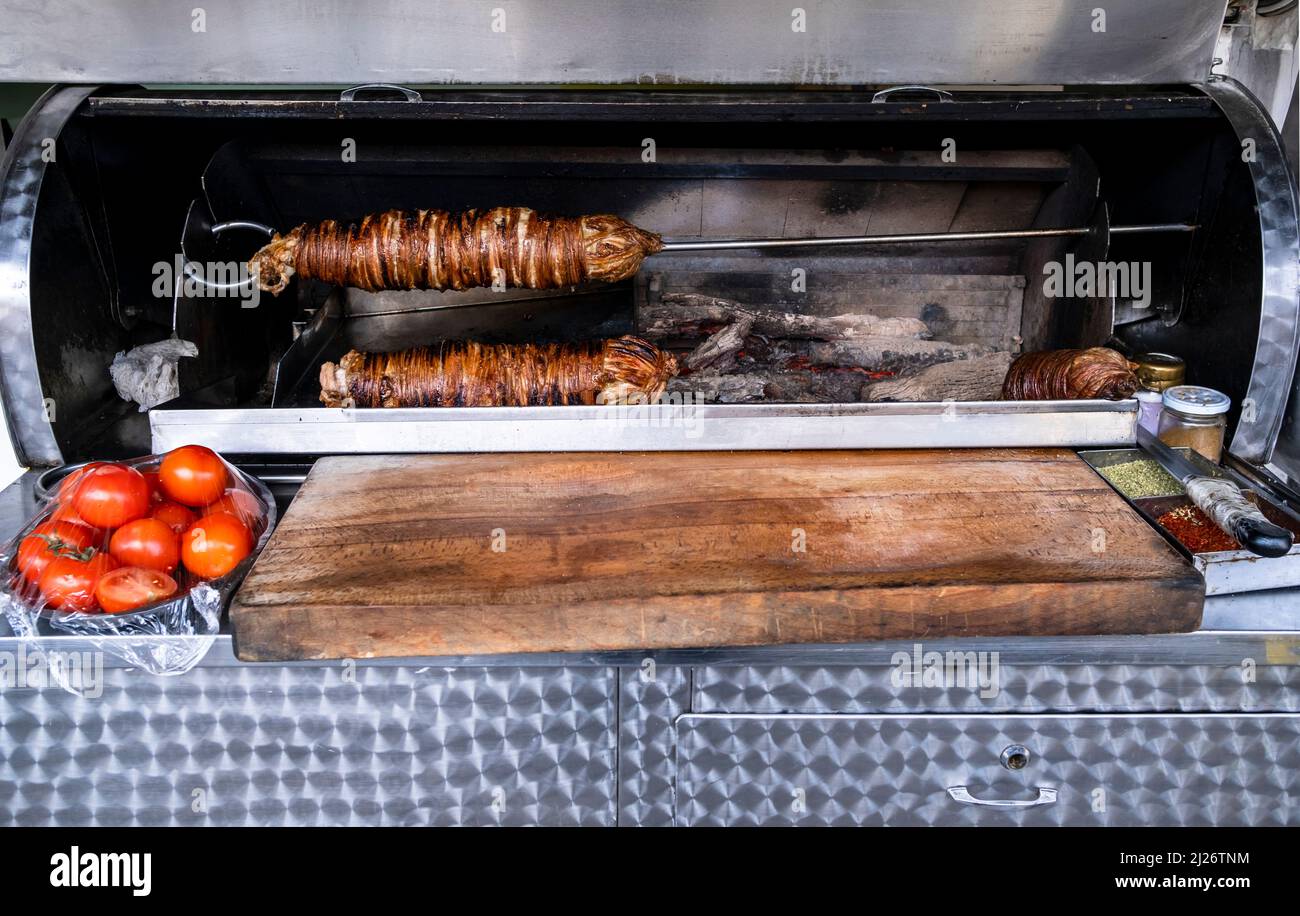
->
[1,447,276,681]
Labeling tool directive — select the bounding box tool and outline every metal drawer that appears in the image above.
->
[0,665,618,826]
[674,712,1300,826]
[692,664,1300,715]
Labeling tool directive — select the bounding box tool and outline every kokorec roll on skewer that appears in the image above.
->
[245,206,1196,297]
[250,207,663,295]
[318,336,678,408]
[1001,347,1139,400]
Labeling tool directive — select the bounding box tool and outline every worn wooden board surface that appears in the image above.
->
[230,449,1204,660]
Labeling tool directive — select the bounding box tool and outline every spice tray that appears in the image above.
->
[1079,448,1300,596]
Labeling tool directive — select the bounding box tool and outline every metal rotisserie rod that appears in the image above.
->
[243,207,1195,295]
[657,223,1195,251]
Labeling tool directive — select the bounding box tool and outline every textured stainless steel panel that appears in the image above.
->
[0,665,617,826]
[6,632,1300,668]
[618,663,690,826]
[0,0,1226,86]
[1205,80,1300,474]
[675,712,1300,825]
[692,664,1300,715]
[0,86,95,468]
[149,400,1139,454]
[0,471,41,555]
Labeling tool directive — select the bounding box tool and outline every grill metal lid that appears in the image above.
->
[0,0,1226,87]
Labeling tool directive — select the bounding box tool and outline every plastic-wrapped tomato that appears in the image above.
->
[159,445,229,507]
[109,518,180,573]
[56,462,105,502]
[205,489,265,527]
[182,513,253,579]
[16,521,97,583]
[48,500,101,533]
[70,463,151,529]
[142,470,166,504]
[151,501,197,535]
[95,566,178,613]
[38,552,118,612]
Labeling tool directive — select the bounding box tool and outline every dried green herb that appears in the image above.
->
[1098,459,1184,499]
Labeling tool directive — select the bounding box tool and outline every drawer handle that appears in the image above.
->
[946,786,1058,808]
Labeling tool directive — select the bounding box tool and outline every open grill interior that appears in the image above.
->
[31,88,1261,462]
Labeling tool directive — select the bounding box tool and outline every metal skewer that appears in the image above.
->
[195,217,1195,296]
[211,220,1195,253]
[657,222,1196,252]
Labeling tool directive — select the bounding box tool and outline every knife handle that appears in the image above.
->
[1234,516,1294,558]
[1185,476,1294,558]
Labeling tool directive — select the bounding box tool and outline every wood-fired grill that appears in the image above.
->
[0,84,1294,487]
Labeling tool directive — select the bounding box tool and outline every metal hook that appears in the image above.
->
[181,220,277,292]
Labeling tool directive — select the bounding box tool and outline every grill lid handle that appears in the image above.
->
[340,83,423,103]
[871,85,954,103]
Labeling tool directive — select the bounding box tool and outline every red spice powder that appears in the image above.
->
[1156,505,1240,554]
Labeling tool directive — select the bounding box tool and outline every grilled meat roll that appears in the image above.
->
[1001,347,1139,400]
[251,207,663,295]
[319,336,678,408]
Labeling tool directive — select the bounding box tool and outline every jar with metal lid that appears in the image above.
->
[1132,352,1186,392]
[1157,385,1231,463]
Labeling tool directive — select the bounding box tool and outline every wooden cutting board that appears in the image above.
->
[230,449,1203,660]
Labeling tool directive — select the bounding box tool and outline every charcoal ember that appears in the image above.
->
[643,293,931,342]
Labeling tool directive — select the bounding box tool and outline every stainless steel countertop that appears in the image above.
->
[4,469,1298,666]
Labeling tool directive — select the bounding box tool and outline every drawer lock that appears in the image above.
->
[1000,745,1031,770]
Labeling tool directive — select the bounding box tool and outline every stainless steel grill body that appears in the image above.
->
[1,0,1298,828]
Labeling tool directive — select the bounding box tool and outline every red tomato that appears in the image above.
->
[95,566,178,614]
[159,445,229,507]
[109,518,180,573]
[47,499,102,533]
[38,552,118,612]
[182,513,253,579]
[151,500,197,535]
[205,489,264,527]
[142,470,166,504]
[15,520,98,582]
[70,463,151,529]
[55,462,105,502]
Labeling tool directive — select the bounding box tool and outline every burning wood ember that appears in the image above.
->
[861,352,1014,402]
[648,292,1001,403]
[642,293,931,342]
[667,368,876,404]
[680,317,754,373]
[760,338,993,373]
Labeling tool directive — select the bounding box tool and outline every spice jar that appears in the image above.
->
[1158,385,1231,463]
[1133,352,1186,392]
[1135,389,1163,435]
